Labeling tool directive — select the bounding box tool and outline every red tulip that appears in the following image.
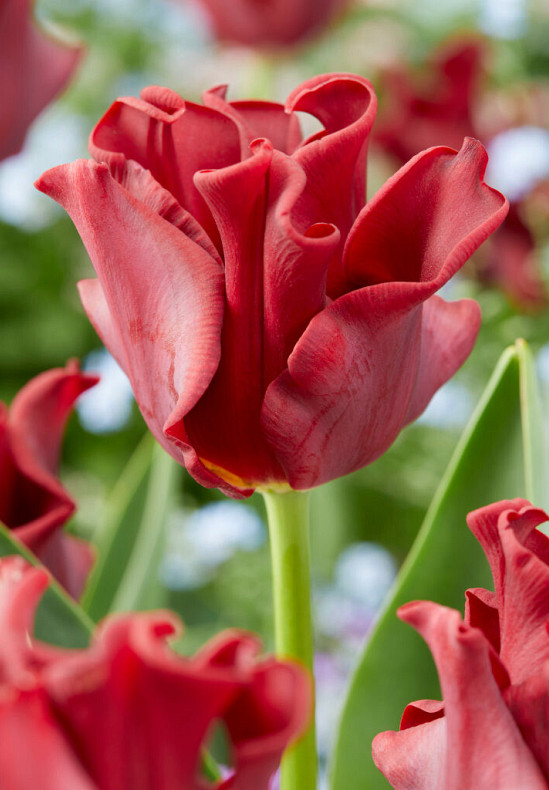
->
[372,498,549,788]
[0,362,97,597]
[0,555,311,790]
[0,0,83,160]
[186,0,350,48]
[374,39,547,310]
[36,74,507,497]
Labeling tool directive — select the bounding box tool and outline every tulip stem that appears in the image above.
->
[262,489,317,790]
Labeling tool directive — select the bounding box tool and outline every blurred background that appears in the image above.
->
[1,0,549,783]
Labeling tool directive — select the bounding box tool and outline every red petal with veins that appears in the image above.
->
[263,140,506,489]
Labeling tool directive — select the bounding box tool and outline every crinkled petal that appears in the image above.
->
[0,0,83,159]
[467,500,549,682]
[398,601,545,789]
[344,138,507,288]
[286,73,377,296]
[46,614,246,790]
[88,90,242,250]
[35,160,228,493]
[184,144,338,490]
[202,86,302,156]
[262,140,505,489]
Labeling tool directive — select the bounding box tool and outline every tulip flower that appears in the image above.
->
[0,555,311,790]
[186,0,350,48]
[0,362,97,597]
[36,74,508,498]
[374,39,547,310]
[372,498,549,788]
[0,0,83,160]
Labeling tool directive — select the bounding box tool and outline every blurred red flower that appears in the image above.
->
[186,0,350,49]
[373,498,549,788]
[0,556,311,790]
[374,39,548,310]
[0,0,83,160]
[0,362,97,597]
[37,74,507,497]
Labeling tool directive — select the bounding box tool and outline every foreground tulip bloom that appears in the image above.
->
[0,556,311,790]
[374,40,547,310]
[0,362,97,597]
[187,0,350,48]
[36,74,508,497]
[372,498,549,788]
[0,0,83,160]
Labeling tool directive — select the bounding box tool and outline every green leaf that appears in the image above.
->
[517,338,549,511]
[81,432,155,620]
[0,523,92,647]
[330,340,545,790]
[108,442,182,613]
[83,435,182,618]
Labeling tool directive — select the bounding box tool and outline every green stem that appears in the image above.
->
[262,489,317,790]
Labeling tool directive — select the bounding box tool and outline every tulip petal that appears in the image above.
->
[399,601,545,789]
[372,717,446,790]
[88,92,242,250]
[286,74,377,296]
[505,664,549,781]
[262,140,505,489]
[186,144,338,488]
[202,85,302,156]
[223,659,312,789]
[464,587,500,653]
[0,363,97,593]
[467,500,549,682]
[0,0,82,159]
[46,614,245,790]
[344,138,506,288]
[36,160,230,493]
[0,689,96,790]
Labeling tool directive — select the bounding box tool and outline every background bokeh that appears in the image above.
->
[2,0,549,784]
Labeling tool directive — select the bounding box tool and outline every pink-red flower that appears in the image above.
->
[0,0,83,160]
[186,0,350,49]
[0,362,97,598]
[0,555,311,790]
[372,498,549,788]
[36,74,507,497]
[374,39,547,310]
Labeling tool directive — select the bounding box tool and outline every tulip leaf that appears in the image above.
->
[517,338,549,512]
[83,435,182,618]
[330,340,546,790]
[0,523,93,647]
[81,432,155,620]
